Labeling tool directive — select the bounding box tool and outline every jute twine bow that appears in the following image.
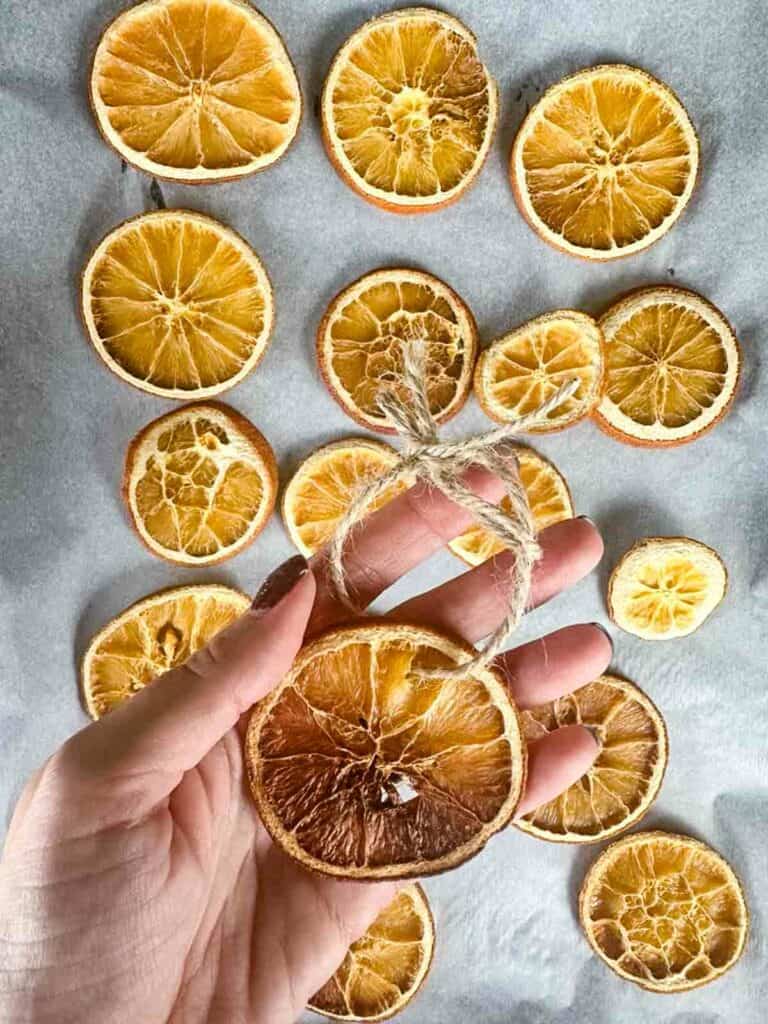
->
[328,341,580,680]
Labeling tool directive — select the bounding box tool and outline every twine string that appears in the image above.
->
[328,341,580,679]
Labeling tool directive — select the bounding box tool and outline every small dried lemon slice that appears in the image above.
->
[123,402,277,566]
[82,584,249,718]
[511,64,699,259]
[608,537,727,640]
[579,831,748,991]
[282,438,406,557]
[321,7,497,212]
[82,209,274,398]
[517,675,667,843]
[594,287,741,446]
[246,621,525,879]
[308,885,434,1021]
[90,0,301,183]
[317,268,478,433]
[449,447,573,565]
[474,310,603,430]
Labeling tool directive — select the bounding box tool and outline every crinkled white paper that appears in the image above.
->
[1,1,766,1021]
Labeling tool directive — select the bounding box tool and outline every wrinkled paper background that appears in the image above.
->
[1,1,766,1021]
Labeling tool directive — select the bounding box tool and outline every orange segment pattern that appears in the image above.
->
[581,833,748,991]
[92,0,300,177]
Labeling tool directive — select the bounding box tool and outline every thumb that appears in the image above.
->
[62,556,315,800]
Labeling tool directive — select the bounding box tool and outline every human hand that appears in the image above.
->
[0,468,607,1024]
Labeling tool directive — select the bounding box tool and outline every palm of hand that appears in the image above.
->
[3,725,391,1024]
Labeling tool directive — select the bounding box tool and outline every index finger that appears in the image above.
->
[308,465,505,633]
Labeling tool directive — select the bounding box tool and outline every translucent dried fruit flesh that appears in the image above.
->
[518,675,666,842]
[83,210,273,397]
[91,0,300,181]
[246,623,525,878]
[596,288,740,445]
[323,9,496,209]
[580,832,748,991]
[283,439,406,557]
[609,537,726,639]
[474,311,603,430]
[308,885,433,1021]
[125,402,277,564]
[449,447,573,565]
[512,65,698,258]
[82,585,249,717]
[318,269,477,432]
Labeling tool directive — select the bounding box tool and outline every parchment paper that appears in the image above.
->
[1,1,766,1021]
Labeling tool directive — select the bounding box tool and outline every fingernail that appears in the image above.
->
[591,621,614,649]
[576,514,598,528]
[252,555,309,614]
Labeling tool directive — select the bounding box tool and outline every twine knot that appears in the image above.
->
[328,341,580,679]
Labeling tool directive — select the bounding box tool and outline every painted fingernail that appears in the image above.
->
[576,514,598,528]
[591,621,614,649]
[252,555,309,614]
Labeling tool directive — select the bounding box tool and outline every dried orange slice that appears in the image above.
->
[594,287,741,446]
[123,402,277,566]
[517,675,667,843]
[449,447,573,565]
[282,438,407,557]
[82,209,274,398]
[474,310,603,430]
[579,831,748,991]
[321,8,497,212]
[246,621,525,879]
[90,0,301,183]
[317,268,478,433]
[82,584,249,717]
[308,885,434,1021]
[511,65,699,259]
[608,537,727,640]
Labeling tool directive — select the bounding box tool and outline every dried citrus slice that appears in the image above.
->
[90,0,301,183]
[308,885,434,1021]
[449,447,573,565]
[474,310,603,430]
[246,621,525,878]
[321,8,497,212]
[82,209,274,398]
[579,831,748,991]
[82,584,249,717]
[123,402,277,566]
[511,64,699,259]
[317,268,478,433]
[594,287,741,446]
[608,537,726,640]
[517,675,667,843]
[282,438,407,557]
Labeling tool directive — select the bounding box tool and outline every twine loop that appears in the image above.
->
[328,341,579,679]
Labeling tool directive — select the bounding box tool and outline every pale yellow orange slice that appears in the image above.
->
[317,268,478,433]
[282,438,407,557]
[90,0,301,182]
[474,310,603,430]
[246,621,525,878]
[594,287,741,446]
[580,831,748,991]
[82,209,274,398]
[123,402,277,565]
[608,537,727,640]
[82,584,249,718]
[511,65,699,259]
[308,885,434,1021]
[449,447,573,565]
[518,675,667,843]
[321,8,497,212]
